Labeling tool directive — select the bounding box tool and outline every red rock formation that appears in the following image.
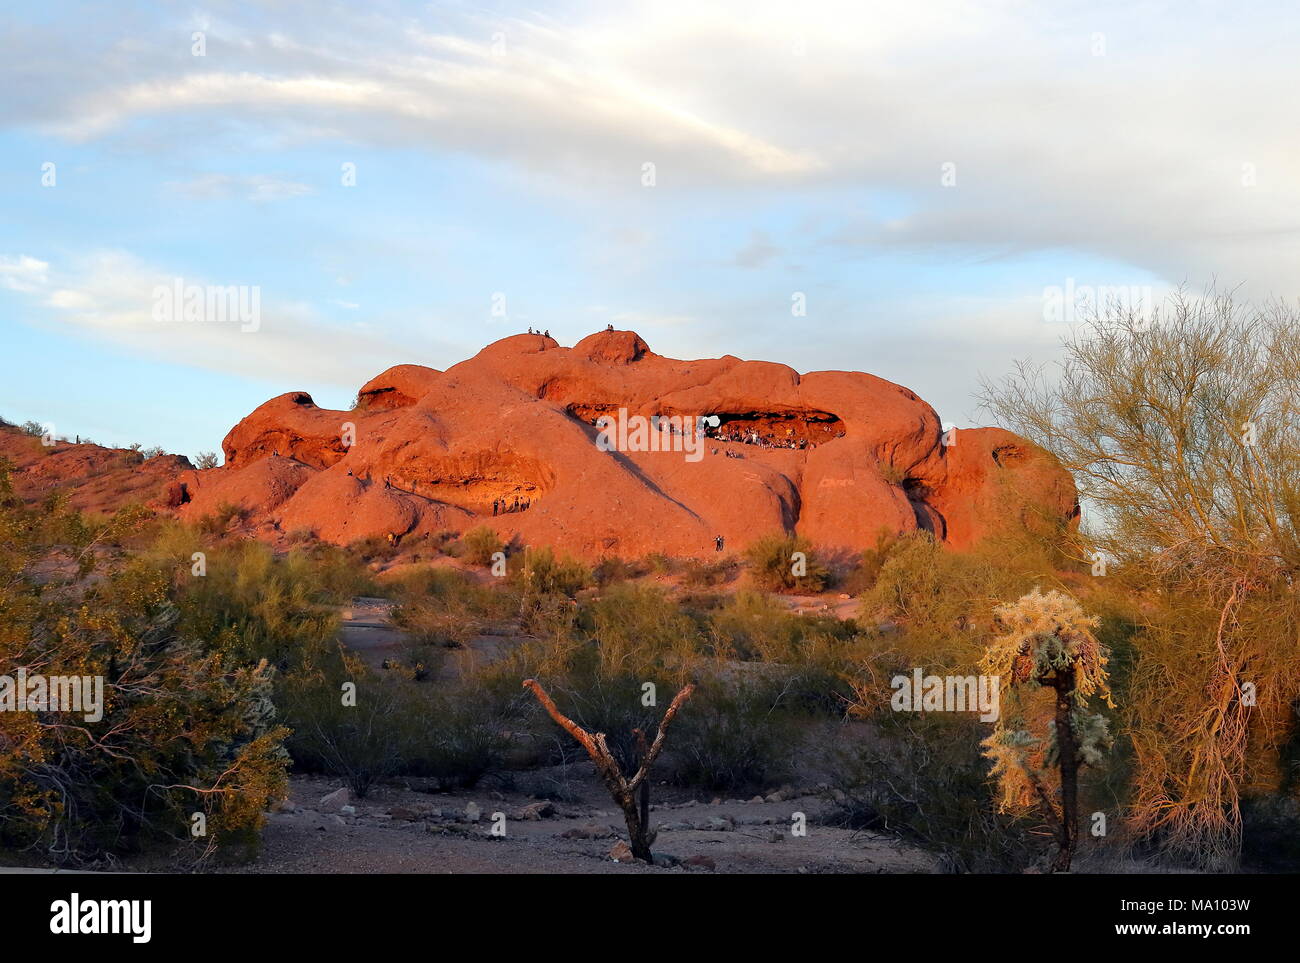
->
[0,426,192,516]
[168,329,1078,557]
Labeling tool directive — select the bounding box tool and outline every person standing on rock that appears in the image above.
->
[715,535,724,552]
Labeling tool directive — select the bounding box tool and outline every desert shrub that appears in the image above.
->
[676,591,724,611]
[642,552,673,575]
[592,554,650,586]
[668,674,802,791]
[389,566,516,655]
[392,575,485,648]
[174,540,343,676]
[511,545,591,598]
[283,667,413,797]
[19,420,44,437]
[406,686,515,787]
[744,533,831,593]
[709,590,803,662]
[457,525,503,566]
[839,528,902,596]
[285,654,515,793]
[296,542,381,600]
[193,451,220,469]
[770,632,861,717]
[197,501,249,536]
[680,555,740,588]
[861,532,1029,673]
[584,582,702,678]
[346,534,402,563]
[426,529,458,554]
[0,487,288,865]
[395,603,476,650]
[826,713,1037,873]
[878,461,907,485]
[508,546,591,637]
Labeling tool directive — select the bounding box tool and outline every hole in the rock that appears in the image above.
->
[165,481,190,508]
[699,410,845,449]
[565,404,845,449]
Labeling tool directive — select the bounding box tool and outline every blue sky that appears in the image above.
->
[3,0,1297,458]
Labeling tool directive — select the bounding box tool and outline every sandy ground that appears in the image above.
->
[232,772,937,875]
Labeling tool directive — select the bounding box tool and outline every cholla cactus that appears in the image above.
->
[980,588,1114,871]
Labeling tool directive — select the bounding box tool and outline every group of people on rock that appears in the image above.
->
[700,421,818,450]
[526,327,551,338]
[493,495,531,515]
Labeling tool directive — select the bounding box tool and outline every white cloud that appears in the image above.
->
[6,0,1298,294]
[4,250,415,386]
[0,255,50,293]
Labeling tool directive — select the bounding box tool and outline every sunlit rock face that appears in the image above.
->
[170,329,1078,557]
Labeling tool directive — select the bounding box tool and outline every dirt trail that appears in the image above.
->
[338,596,405,670]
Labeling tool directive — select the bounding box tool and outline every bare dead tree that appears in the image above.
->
[523,678,694,861]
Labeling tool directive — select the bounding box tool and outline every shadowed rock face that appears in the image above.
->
[170,329,1078,556]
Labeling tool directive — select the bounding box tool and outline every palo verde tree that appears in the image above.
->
[981,588,1114,872]
[980,289,1300,868]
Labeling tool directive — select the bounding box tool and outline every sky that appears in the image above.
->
[2,0,1298,459]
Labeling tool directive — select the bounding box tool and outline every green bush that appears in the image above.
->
[825,713,1036,873]
[709,590,803,662]
[457,526,503,566]
[744,533,830,593]
[0,487,289,865]
[285,667,518,794]
[668,675,801,791]
[680,556,740,588]
[584,582,703,678]
[592,555,651,586]
[512,545,591,597]
[839,528,902,596]
[197,501,249,536]
[284,668,417,797]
